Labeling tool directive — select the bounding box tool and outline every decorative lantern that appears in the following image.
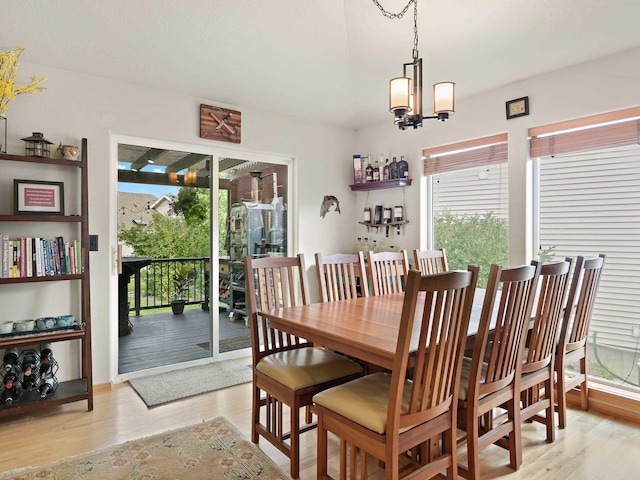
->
[21,132,53,157]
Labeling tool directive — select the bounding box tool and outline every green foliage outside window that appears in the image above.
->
[434,209,556,288]
[434,209,508,289]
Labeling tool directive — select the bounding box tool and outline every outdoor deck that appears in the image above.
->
[118,307,250,374]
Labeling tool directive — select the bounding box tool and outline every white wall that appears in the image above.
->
[3,62,355,385]
[354,46,640,266]
[4,45,639,385]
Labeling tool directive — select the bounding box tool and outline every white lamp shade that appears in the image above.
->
[433,82,455,115]
[389,77,412,113]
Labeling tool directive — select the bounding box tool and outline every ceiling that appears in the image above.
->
[3,0,640,131]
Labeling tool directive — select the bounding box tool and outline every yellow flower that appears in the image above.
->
[0,46,47,118]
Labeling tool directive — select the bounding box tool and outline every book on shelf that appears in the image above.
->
[1,234,8,278]
[0,236,83,278]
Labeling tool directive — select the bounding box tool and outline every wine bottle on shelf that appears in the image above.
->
[394,205,404,235]
[373,205,383,233]
[372,160,380,182]
[383,158,390,180]
[383,207,392,237]
[389,157,398,179]
[398,155,409,179]
[3,347,19,372]
[362,237,372,253]
[363,207,372,233]
[364,157,373,182]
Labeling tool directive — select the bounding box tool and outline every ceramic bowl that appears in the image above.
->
[35,317,56,330]
[0,321,14,334]
[55,314,75,327]
[14,319,35,332]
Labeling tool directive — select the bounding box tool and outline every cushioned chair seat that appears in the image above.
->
[256,347,362,391]
[313,372,413,434]
[458,356,488,401]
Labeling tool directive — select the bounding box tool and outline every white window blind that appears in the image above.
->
[538,145,640,352]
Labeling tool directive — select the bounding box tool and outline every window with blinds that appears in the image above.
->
[532,109,640,391]
[423,134,509,287]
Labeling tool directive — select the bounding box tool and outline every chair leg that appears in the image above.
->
[252,384,261,443]
[317,413,329,480]
[556,373,567,429]
[290,404,300,478]
[544,377,555,443]
[580,357,589,410]
[508,398,523,470]
[464,411,481,480]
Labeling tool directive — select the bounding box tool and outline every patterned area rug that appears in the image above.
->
[129,360,252,407]
[0,417,289,480]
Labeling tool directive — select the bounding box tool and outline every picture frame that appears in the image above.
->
[506,96,529,119]
[14,179,65,215]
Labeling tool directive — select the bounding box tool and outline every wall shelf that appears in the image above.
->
[349,178,412,191]
[358,220,409,228]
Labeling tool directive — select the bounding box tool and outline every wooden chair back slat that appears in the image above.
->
[523,259,572,371]
[315,252,368,302]
[472,263,541,398]
[245,254,311,365]
[413,248,449,275]
[367,250,410,295]
[559,254,606,354]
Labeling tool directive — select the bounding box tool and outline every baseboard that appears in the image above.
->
[567,386,640,425]
[93,382,112,393]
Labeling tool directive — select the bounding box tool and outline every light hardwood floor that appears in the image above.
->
[0,368,639,479]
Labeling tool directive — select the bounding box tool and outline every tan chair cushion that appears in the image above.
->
[256,347,362,391]
[458,356,488,401]
[313,372,413,435]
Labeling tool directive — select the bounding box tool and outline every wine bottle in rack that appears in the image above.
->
[3,347,19,372]
[20,350,40,391]
[2,370,21,405]
[39,376,56,398]
[40,343,54,363]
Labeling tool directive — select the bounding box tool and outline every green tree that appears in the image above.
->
[435,210,508,288]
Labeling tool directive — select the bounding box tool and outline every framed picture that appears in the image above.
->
[506,96,529,119]
[14,180,65,215]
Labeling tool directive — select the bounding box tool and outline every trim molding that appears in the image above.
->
[567,386,640,425]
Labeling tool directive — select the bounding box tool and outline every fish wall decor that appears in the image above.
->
[320,195,341,218]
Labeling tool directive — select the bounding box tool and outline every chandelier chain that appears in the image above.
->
[371,0,416,20]
[372,1,419,56]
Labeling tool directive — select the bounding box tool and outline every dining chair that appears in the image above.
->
[244,254,363,478]
[315,252,368,302]
[518,258,572,443]
[555,253,606,429]
[457,262,540,480]
[413,248,449,275]
[367,249,410,295]
[313,267,479,480]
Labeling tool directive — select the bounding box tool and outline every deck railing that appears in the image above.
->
[127,257,210,315]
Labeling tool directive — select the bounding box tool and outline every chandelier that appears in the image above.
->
[374,0,455,130]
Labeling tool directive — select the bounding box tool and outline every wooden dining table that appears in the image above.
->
[262,292,486,370]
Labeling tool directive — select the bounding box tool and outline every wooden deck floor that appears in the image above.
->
[118,307,250,374]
